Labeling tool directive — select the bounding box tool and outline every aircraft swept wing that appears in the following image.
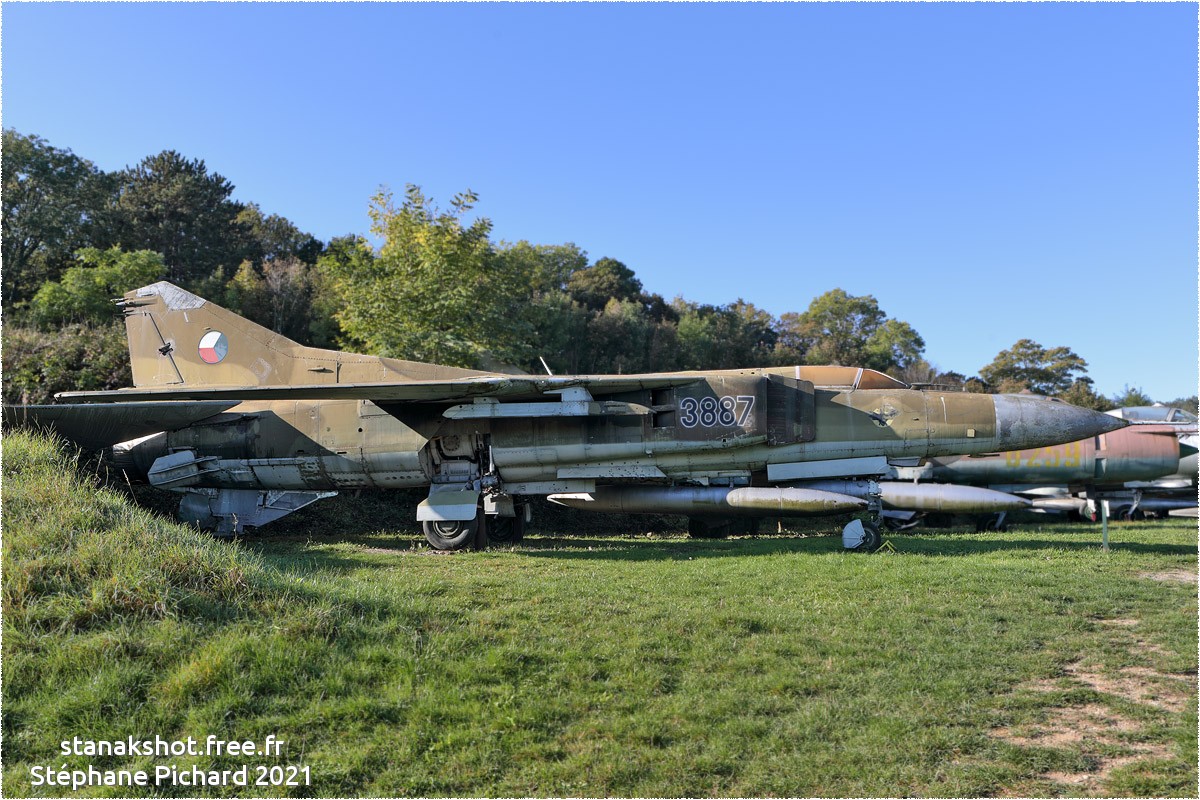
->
[4,401,240,451]
[56,374,703,404]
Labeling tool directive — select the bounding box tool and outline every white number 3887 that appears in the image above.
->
[678,395,755,429]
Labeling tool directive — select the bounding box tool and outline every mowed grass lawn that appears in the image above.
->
[4,430,1196,797]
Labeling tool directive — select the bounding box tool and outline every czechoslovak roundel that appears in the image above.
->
[198,331,229,364]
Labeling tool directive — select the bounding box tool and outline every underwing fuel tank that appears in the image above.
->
[547,485,867,517]
[798,479,1032,514]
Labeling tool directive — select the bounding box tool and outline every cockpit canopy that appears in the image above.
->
[765,366,909,390]
[1107,405,1198,424]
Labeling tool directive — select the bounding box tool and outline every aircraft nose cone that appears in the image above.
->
[992,394,1128,451]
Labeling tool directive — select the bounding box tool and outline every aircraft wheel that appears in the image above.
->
[977,514,1008,533]
[423,516,479,550]
[860,522,882,551]
[488,513,525,544]
[687,517,731,539]
[1114,505,1143,521]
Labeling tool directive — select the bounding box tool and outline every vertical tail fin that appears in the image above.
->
[120,282,488,388]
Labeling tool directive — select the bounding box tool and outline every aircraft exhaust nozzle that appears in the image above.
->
[992,394,1128,451]
[799,479,1032,514]
[547,485,867,517]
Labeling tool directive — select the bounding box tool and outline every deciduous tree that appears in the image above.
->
[3,321,130,404]
[498,241,589,294]
[567,257,643,311]
[325,186,532,368]
[673,299,777,370]
[2,129,110,308]
[1109,385,1155,408]
[1058,377,1114,411]
[777,289,925,374]
[979,339,1088,395]
[30,247,164,327]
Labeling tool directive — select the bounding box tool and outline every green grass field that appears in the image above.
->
[3,430,1196,797]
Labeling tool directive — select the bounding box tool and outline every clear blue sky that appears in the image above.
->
[3,2,1197,401]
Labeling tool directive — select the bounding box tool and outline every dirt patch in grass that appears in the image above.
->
[1137,568,1197,583]
[1064,660,1194,713]
[993,700,1173,793]
[993,703,1133,748]
[993,654,1195,793]
[1043,750,1173,791]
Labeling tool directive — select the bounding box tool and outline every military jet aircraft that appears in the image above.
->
[888,420,1197,527]
[5,282,1127,551]
[1099,406,1199,518]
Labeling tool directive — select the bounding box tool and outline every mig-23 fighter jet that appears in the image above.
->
[5,282,1128,551]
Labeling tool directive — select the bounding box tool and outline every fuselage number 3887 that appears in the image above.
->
[678,395,756,429]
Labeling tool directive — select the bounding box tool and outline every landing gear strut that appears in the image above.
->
[842,479,884,551]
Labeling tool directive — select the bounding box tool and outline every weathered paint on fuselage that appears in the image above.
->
[900,424,1182,488]
[122,374,1004,493]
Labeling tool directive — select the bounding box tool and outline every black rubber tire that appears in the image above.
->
[860,522,882,551]
[488,513,526,544]
[687,517,732,539]
[423,516,479,550]
[1112,505,1133,521]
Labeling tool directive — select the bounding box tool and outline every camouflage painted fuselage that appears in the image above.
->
[112,373,1082,496]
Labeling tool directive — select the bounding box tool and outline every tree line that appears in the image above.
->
[3,128,1193,414]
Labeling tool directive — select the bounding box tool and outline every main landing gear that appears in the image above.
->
[487,509,527,544]
[420,501,528,550]
[421,517,480,550]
